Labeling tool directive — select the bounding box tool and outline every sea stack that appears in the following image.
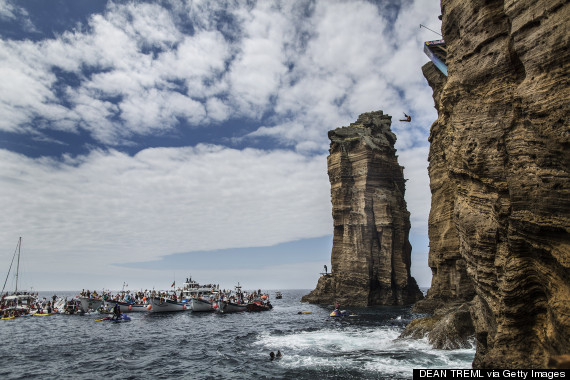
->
[302,111,423,307]
[402,0,570,369]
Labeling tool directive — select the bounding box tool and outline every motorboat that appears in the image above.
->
[1,294,36,318]
[78,297,104,313]
[190,297,215,312]
[214,283,248,313]
[215,299,247,313]
[246,300,272,312]
[104,299,148,313]
[180,276,219,312]
[147,295,188,312]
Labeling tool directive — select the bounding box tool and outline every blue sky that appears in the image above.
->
[0,0,441,291]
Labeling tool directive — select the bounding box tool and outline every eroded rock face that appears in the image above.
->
[302,111,423,307]
[413,0,570,369]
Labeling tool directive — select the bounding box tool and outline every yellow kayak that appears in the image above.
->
[1,316,15,320]
[34,313,56,317]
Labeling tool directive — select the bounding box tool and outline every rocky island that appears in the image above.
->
[302,111,423,307]
[402,0,569,369]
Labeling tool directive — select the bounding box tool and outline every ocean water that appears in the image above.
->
[0,290,474,379]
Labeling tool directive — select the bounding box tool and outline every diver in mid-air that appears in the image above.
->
[400,113,412,122]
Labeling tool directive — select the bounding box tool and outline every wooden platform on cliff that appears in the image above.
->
[320,273,332,277]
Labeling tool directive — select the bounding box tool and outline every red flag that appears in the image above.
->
[171,281,175,287]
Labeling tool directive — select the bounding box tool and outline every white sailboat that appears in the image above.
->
[1,237,36,318]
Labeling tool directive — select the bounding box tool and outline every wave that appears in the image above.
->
[254,326,475,377]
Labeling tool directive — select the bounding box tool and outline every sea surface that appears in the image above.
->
[0,289,474,379]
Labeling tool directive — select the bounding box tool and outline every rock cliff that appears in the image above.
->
[302,111,423,307]
[405,0,570,369]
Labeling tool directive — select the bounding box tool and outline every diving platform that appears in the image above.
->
[424,39,448,76]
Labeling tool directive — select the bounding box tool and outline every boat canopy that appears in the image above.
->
[424,39,447,76]
[2,295,34,301]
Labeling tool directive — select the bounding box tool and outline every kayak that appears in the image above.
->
[34,313,56,317]
[1,316,15,320]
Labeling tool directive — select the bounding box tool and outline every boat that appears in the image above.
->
[78,297,104,313]
[34,312,56,317]
[1,294,37,318]
[63,298,84,315]
[180,276,219,312]
[215,283,248,313]
[330,309,357,317]
[53,298,66,313]
[215,300,247,313]
[147,295,188,312]
[1,238,37,318]
[275,291,282,299]
[104,299,148,313]
[96,313,131,322]
[246,300,272,312]
[190,297,215,312]
[330,309,347,317]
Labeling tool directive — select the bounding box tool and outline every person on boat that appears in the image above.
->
[400,113,412,122]
[112,303,121,320]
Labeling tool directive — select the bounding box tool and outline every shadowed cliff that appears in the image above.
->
[402,0,569,369]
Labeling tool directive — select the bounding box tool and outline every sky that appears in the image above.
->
[0,0,441,292]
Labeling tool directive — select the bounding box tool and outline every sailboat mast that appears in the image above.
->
[15,237,21,293]
[2,237,20,295]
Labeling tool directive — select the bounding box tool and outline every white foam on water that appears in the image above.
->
[255,326,475,376]
[256,326,402,353]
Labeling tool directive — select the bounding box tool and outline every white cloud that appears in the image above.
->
[0,0,440,289]
[0,146,331,279]
[0,0,440,150]
[227,3,290,117]
[206,97,231,122]
[0,0,35,31]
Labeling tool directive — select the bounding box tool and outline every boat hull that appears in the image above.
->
[215,300,247,313]
[191,298,214,312]
[105,300,148,313]
[246,302,272,312]
[79,297,104,312]
[147,297,188,312]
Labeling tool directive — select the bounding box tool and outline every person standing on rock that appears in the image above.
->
[324,265,327,274]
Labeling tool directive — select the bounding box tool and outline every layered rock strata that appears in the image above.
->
[302,111,423,307]
[406,0,569,369]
